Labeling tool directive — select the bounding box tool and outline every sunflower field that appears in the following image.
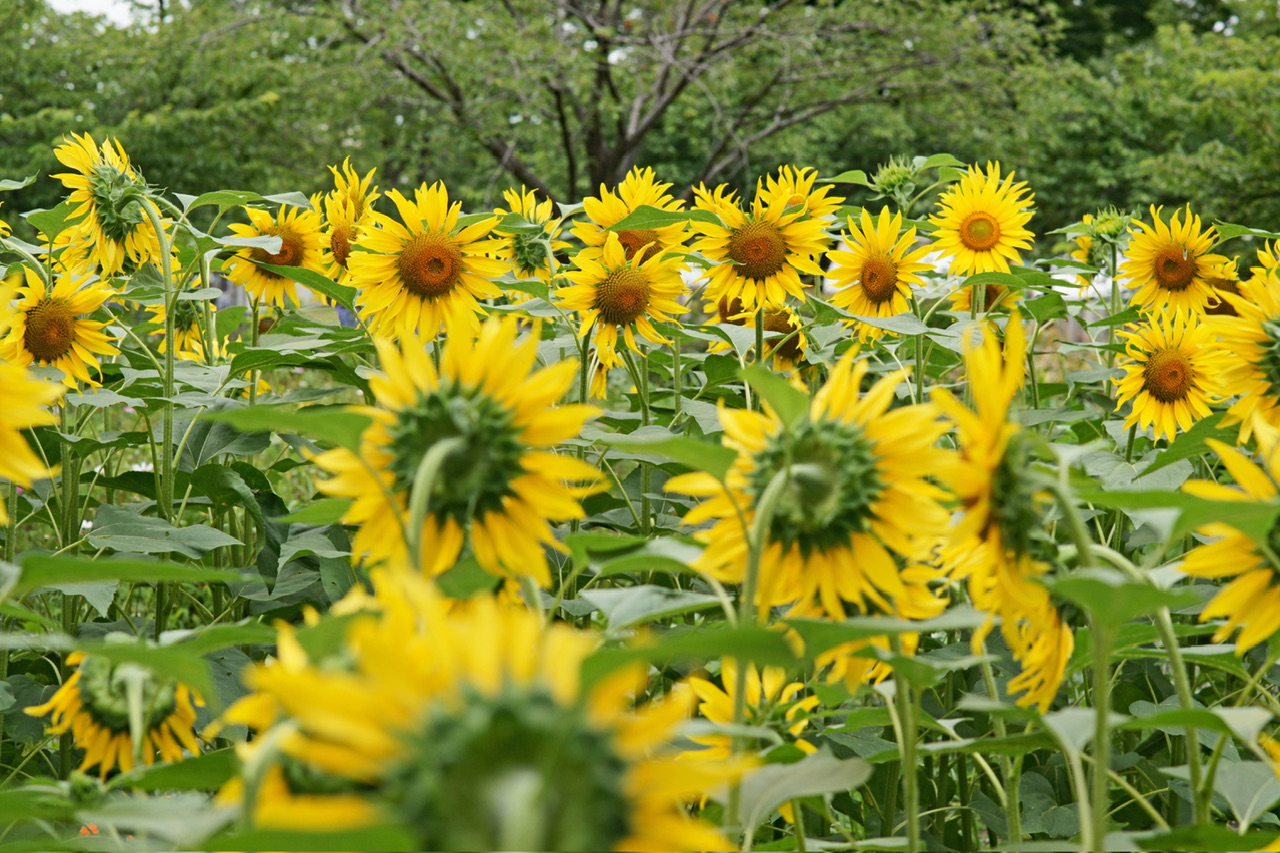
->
[2,133,1280,852]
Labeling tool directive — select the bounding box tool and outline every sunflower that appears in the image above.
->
[691,181,831,313]
[559,231,688,382]
[571,166,689,263]
[320,157,380,283]
[1113,311,1228,441]
[346,182,508,339]
[0,201,10,237]
[1204,257,1245,316]
[51,132,164,277]
[312,316,602,584]
[25,652,203,779]
[143,288,216,360]
[1208,270,1280,444]
[1179,420,1280,653]
[758,165,844,220]
[1072,213,1096,289]
[667,354,952,619]
[932,315,1072,710]
[826,207,934,340]
[219,566,739,851]
[1119,205,1226,315]
[224,204,328,307]
[708,297,809,373]
[0,268,119,387]
[929,162,1035,277]
[488,186,570,289]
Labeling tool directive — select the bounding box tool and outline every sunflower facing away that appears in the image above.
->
[51,132,163,277]
[489,186,570,287]
[571,166,689,263]
[930,162,1035,277]
[559,231,688,385]
[224,204,328,307]
[320,157,380,282]
[827,206,935,340]
[346,182,509,339]
[668,355,952,620]
[691,181,831,312]
[1119,205,1226,315]
[1113,311,1228,441]
[932,314,1073,710]
[312,316,601,583]
[1207,269,1280,444]
[25,651,203,779]
[0,267,119,387]
[1180,419,1280,653]
[218,566,739,851]
[708,297,809,373]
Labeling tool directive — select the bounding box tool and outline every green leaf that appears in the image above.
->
[1050,568,1198,625]
[1215,221,1280,243]
[1042,707,1126,754]
[1078,488,1280,543]
[119,747,237,791]
[786,606,988,658]
[581,624,794,687]
[588,424,737,480]
[741,364,809,427]
[594,537,702,577]
[503,278,550,300]
[851,312,931,335]
[203,405,371,451]
[207,826,419,852]
[821,169,873,187]
[182,189,263,212]
[957,271,1029,292]
[919,153,966,171]
[1137,825,1279,852]
[606,204,720,230]
[579,585,721,629]
[1140,412,1234,476]
[735,748,871,836]
[16,554,250,597]
[22,201,78,242]
[75,644,215,702]
[275,499,352,525]
[1209,761,1280,830]
[1023,290,1068,322]
[0,175,36,191]
[255,262,356,311]
[83,505,243,560]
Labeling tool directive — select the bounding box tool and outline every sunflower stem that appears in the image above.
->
[5,481,17,564]
[754,309,766,386]
[889,635,921,853]
[1089,614,1113,853]
[671,334,683,424]
[977,634,1021,843]
[137,197,178,523]
[620,347,653,535]
[1154,605,1208,824]
[404,436,467,573]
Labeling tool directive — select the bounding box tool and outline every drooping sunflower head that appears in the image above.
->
[706,296,809,372]
[313,315,601,583]
[25,651,203,779]
[222,567,737,851]
[758,165,844,220]
[572,166,688,263]
[827,206,935,339]
[321,157,380,280]
[1114,310,1229,441]
[488,186,569,286]
[1119,204,1226,315]
[224,204,328,307]
[929,162,1035,276]
[0,267,120,387]
[690,182,830,313]
[669,355,952,619]
[559,231,689,373]
[51,132,165,277]
[346,183,509,339]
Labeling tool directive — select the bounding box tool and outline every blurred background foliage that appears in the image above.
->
[3,0,1278,242]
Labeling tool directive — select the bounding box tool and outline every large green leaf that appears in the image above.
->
[83,506,243,560]
[585,424,737,480]
[204,406,371,452]
[579,585,721,629]
[735,748,871,837]
[255,262,356,311]
[741,364,809,427]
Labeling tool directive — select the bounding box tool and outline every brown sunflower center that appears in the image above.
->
[1153,245,1196,291]
[330,224,355,269]
[762,309,802,362]
[717,296,749,325]
[23,299,77,362]
[860,256,901,304]
[1205,275,1241,316]
[1144,348,1193,403]
[959,212,1001,252]
[398,233,464,299]
[595,268,650,326]
[615,229,662,262]
[250,226,305,278]
[728,221,787,281]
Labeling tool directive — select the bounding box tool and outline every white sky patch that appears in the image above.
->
[46,0,134,27]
